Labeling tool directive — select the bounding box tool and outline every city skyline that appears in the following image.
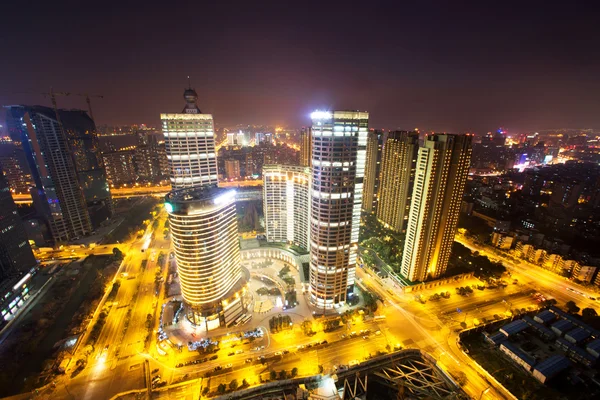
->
[1,2,600,133]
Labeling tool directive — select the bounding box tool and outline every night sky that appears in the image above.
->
[1,1,599,133]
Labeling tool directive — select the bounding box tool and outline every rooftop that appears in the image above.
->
[166,185,232,203]
[534,355,571,377]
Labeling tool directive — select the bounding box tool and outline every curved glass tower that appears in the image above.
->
[165,186,245,330]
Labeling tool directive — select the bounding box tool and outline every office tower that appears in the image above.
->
[161,88,218,190]
[102,150,137,186]
[376,131,419,231]
[165,186,245,330]
[5,105,93,242]
[309,110,368,308]
[225,159,241,180]
[362,130,384,213]
[401,134,472,282]
[300,127,312,167]
[263,164,311,251]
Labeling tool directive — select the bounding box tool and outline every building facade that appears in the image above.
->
[309,110,368,308]
[161,88,218,190]
[262,164,311,251]
[376,131,419,231]
[5,105,94,243]
[102,150,137,186]
[362,130,383,213]
[300,127,312,167]
[0,165,37,324]
[401,134,472,282]
[225,159,241,180]
[165,186,245,330]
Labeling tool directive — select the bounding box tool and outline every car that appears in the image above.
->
[282,349,289,354]
[152,368,159,374]
[228,352,235,356]
[362,336,368,340]
[297,345,305,350]
[349,359,360,367]
[225,363,233,369]
[176,363,183,368]
[375,331,381,336]
[245,358,253,363]
[209,355,218,360]
[214,366,222,371]
[235,349,243,354]
[274,351,282,356]
[320,340,328,345]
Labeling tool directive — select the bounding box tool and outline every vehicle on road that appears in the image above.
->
[274,351,282,356]
[245,358,253,363]
[225,363,233,369]
[152,368,159,374]
[349,360,360,367]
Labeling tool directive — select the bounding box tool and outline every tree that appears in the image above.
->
[229,379,238,391]
[565,301,580,314]
[269,370,277,380]
[217,383,226,394]
[112,247,123,260]
[202,387,209,396]
[241,378,249,388]
[279,370,287,379]
[291,367,298,377]
[582,307,598,320]
[318,365,324,373]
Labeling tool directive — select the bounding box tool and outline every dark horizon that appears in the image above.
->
[1,1,599,134]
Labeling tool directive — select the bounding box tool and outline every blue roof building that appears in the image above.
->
[534,310,556,325]
[523,316,555,341]
[500,342,537,371]
[551,319,574,336]
[565,327,591,344]
[586,338,600,359]
[532,355,571,384]
[500,319,528,337]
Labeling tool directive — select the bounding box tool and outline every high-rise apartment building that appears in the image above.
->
[0,165,37,324]
[225,159,241,180]
[263,164,311,251]
[161,88,218,190]
[5,105,95,243]
[376,131,419,231]
[300,127,312,167]
[0,142,32,194]
[362,130,384,213]
[0,166,36,280]
[401,134,472,282]
[102,150,137,186]
[165,186,245,330]
[309,110,368,308]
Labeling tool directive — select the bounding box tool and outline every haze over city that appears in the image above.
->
[1,1,600,131]
[1,2,600,400]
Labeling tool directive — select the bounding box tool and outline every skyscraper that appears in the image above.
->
[165,186,245,330]
[225,159,241,180]
[362,130,384,213]
[309,110,368,308]
[163,87,246,331]
[5,105,93,243]
[263,164,311,251]
[376,131,419,232]
[401,134,472,282]
[0,165,36,281]
[0,165,37,324]
[300,127,312,167]
[161,88,217,190]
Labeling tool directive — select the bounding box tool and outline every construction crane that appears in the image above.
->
[72,93,104,122]
[13,88,71,129]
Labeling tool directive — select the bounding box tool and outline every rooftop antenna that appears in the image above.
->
[187,75,191,89]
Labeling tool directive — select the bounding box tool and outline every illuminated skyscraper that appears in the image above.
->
[165,186,245,330]
[309,110,368,308]
[161,88,218,190]
[362,130,383,213]
[300,127,312,167]
[5,105,93,243]
[401,134,472,282]
[376,131,419,231]
[263,164,311,251]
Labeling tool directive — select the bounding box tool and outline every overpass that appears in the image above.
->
[211,349,467,400]
[11,181,263,204]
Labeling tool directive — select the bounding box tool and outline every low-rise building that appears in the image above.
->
[532,355,570,384]
[551,319,574,337]
[500,342,537,371]
[586,338,600,359]
[500,319,528,337]
[534,310,556,325]
[565,327,591,344]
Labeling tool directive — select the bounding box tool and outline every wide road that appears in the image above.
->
[456,235,600,311]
